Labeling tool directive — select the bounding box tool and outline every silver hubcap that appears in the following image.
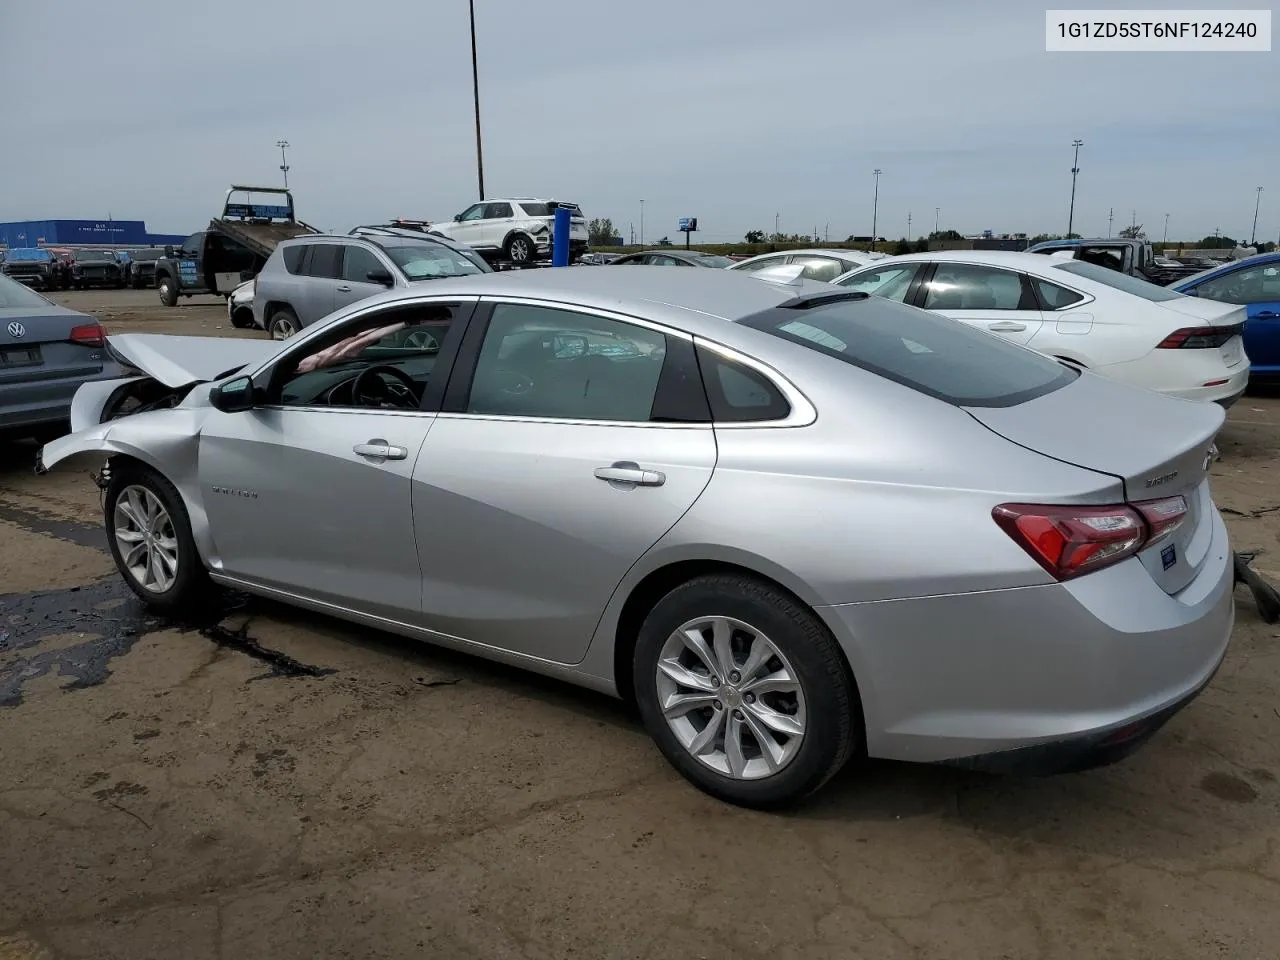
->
[271,316,297,340]
[113,485,179,594]
[656,616,807,780]
[512,239,529,260]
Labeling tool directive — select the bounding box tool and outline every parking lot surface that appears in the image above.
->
[2,290,1279,959]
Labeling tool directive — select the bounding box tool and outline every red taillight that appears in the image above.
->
[68,322,104,347]
[993,495,1187,581]
[1156,326,1237,349]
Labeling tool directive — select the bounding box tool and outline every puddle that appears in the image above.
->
[0,500,107,551]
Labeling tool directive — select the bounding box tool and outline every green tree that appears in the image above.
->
[891,237,913,256]
[588,218,617,246]
[929,229,963,241]
[744,230,765,243]
[1119,224,1145,239]
[913,237,930,253]
[1199,235,1237,249]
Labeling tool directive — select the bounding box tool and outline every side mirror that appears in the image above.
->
[366,268,394,286]
[454,214,463,222]
[209,375,256,413]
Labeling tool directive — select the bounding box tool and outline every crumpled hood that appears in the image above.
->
[107,333,277,387]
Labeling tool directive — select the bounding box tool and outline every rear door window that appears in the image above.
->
[306,245,344,280]
[921,263,1035,311]
[282,244,309,274]
[739,297,1076,407]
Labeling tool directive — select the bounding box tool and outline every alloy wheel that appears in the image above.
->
[271,315,297,340]
[655,616,807,780]
[113,485,179,594]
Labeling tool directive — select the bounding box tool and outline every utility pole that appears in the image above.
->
[934,207,940,235]
[775,212,780,238]
[639,200,645,247]
[824,223,829,243]
[276,140,290,189]
[1107,207,1114,238]
[907,211,912,238]
[1067,139,1082,236]
[1251,186,1263,245]
[870,169,881,251]
[1131,209,1137,233]
[469,0,485,200]
[1163,213,1170,244]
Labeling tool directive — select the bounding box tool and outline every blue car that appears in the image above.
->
[1172,252,1280,381]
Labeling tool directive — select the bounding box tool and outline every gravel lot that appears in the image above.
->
[2,288,1279,959]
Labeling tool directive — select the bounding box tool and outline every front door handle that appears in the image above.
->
[594,461,666,487]
[335,284,352,293]
[353,439,408,461]
[987,321,1027,332]
[1254,310,1279,319]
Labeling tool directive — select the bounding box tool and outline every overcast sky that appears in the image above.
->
[1,0,1275,244]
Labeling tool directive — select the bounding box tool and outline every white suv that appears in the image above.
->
[428,198,588,265]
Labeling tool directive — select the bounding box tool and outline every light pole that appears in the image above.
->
[276,139,290,189]
[1251,186,1263,245]
[639,200,644,247]
[1107,207,1114,238]
[870,169,881,251]
[1163,213,1170,244]
[469,0,485,200]
[1067,139,1082,237]
[775,212,780,238]
[934,207,940,235]
[907,210,912,239]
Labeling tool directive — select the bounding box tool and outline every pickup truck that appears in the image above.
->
[1025,237,1187,285]
[1,248,63,290]
[153,185,319,306]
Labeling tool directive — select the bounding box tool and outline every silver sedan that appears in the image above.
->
[38,267,1234,807]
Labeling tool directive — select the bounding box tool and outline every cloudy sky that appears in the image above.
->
[1,0,1275,244]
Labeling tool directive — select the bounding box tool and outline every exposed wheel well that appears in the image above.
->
[612,560,862,722]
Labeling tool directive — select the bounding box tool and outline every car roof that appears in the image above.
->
[859,250,1054,270]
[331,265,833,338]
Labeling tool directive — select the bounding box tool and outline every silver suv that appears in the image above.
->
[427,198,588,265]
[252,231,491,339]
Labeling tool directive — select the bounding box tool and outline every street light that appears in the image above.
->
[639,199,645,247]
[934,207,940,235]
[1163,213,1170,244]
[870,169,881,251]
[1251,186,1263,245]
[276,139,290,189]
[1067,139,1083,237]
[469,0,485,200]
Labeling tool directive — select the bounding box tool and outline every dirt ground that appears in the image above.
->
[2,289,1279,959]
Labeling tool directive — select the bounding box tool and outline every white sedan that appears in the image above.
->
[833,251,1249,405]
[729,248,886,283]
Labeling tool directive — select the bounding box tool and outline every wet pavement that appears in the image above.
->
[1,293,1280,958]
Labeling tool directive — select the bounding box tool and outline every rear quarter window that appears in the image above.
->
[282,244,308,274]
[739,296,1077,408]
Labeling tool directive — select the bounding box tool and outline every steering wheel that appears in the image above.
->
[353,365,419,409]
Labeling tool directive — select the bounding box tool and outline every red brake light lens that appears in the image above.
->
[993,503,1146,580]
[1157,326,1237,349]
[1133,494,1188,542]
[68,322,105,347]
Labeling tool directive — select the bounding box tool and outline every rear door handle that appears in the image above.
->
[987,321,1027,332]
[353,439,408,461]
[335,284,352,292]
[594,461,666,487]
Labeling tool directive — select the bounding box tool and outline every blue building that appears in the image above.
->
[0,219,188,249]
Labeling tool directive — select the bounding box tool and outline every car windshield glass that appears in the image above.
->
[691,254,733,268]
[739,296,1076,408]
[1050,260,1184,301]
[76,251,112,262]
[382,242,490,280]
[0,275,52,307]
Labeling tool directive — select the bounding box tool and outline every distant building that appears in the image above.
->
[0,219,188,250]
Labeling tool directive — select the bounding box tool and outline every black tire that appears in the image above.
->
[157,275,178,307]
[104,462,215,614]
[633,574,859,808]
[504,233,535,264]
[267,307,300,340]
[229,308,254,330]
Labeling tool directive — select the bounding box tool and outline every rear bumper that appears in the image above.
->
[817,505,1235,765]
[1098,349,1249,404]
[0,364,124,433]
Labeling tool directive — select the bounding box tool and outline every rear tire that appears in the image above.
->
[504,233,535,264]
[268,307,300,340]
[104,462,215,614]
[230,308,254,329]
[633,574,859,808]
[157,276,178,307]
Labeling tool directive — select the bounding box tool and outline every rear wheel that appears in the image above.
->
[633,574,858,808]
[157,275,178,306]
[104,463,214,613]
[268,308,299,340]
[229,308,254,329]
[504,234,535,264]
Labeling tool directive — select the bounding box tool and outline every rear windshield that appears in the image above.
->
[0,274,52,308]
[1050,260,1184,301]
[739,296,1076,408]
[517,202,581,218]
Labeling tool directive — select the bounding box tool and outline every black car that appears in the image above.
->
[125,247,166,288]
[0,248,61,290]
[610,250,734,268]
[70,250,126,289]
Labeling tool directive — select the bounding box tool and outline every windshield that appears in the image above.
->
[76,250,113,262]
[1051,260,1184,301]
[691,254,733,268]
[739,296,1076,408]
[382,241,491,280]
[0,274,53,308]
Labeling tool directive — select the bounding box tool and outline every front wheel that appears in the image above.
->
[633,574,859,808]
[104,463,214,613]
[157,276,178,306]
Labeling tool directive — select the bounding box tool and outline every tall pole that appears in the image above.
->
[907,211,912,238]
[276,139,290,190]
[775,212,780,237]
[639,200,645,246]
[934,207,940,235]
[1067,139,1082,237]
[1251,186,1263,245]
[870,169,881,251]
[469,0,485,200]
[1107,207,1114,238]
[1163,213,1170,244]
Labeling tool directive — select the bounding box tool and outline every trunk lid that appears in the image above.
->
[966,371,1223,595]
[106,333,277,387]
[0,305,103,385]
[1159,296,1246,327]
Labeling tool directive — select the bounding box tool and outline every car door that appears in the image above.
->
[1190,260,1280,376]
[333,243,393,313]
[410,300,717,663]
[448,203,489,249]
[295,243,345,327]
[479,201,514,250]
[915,262,1045,345]
[197,297,476,622]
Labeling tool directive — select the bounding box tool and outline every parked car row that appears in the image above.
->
[0,247,131,290]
